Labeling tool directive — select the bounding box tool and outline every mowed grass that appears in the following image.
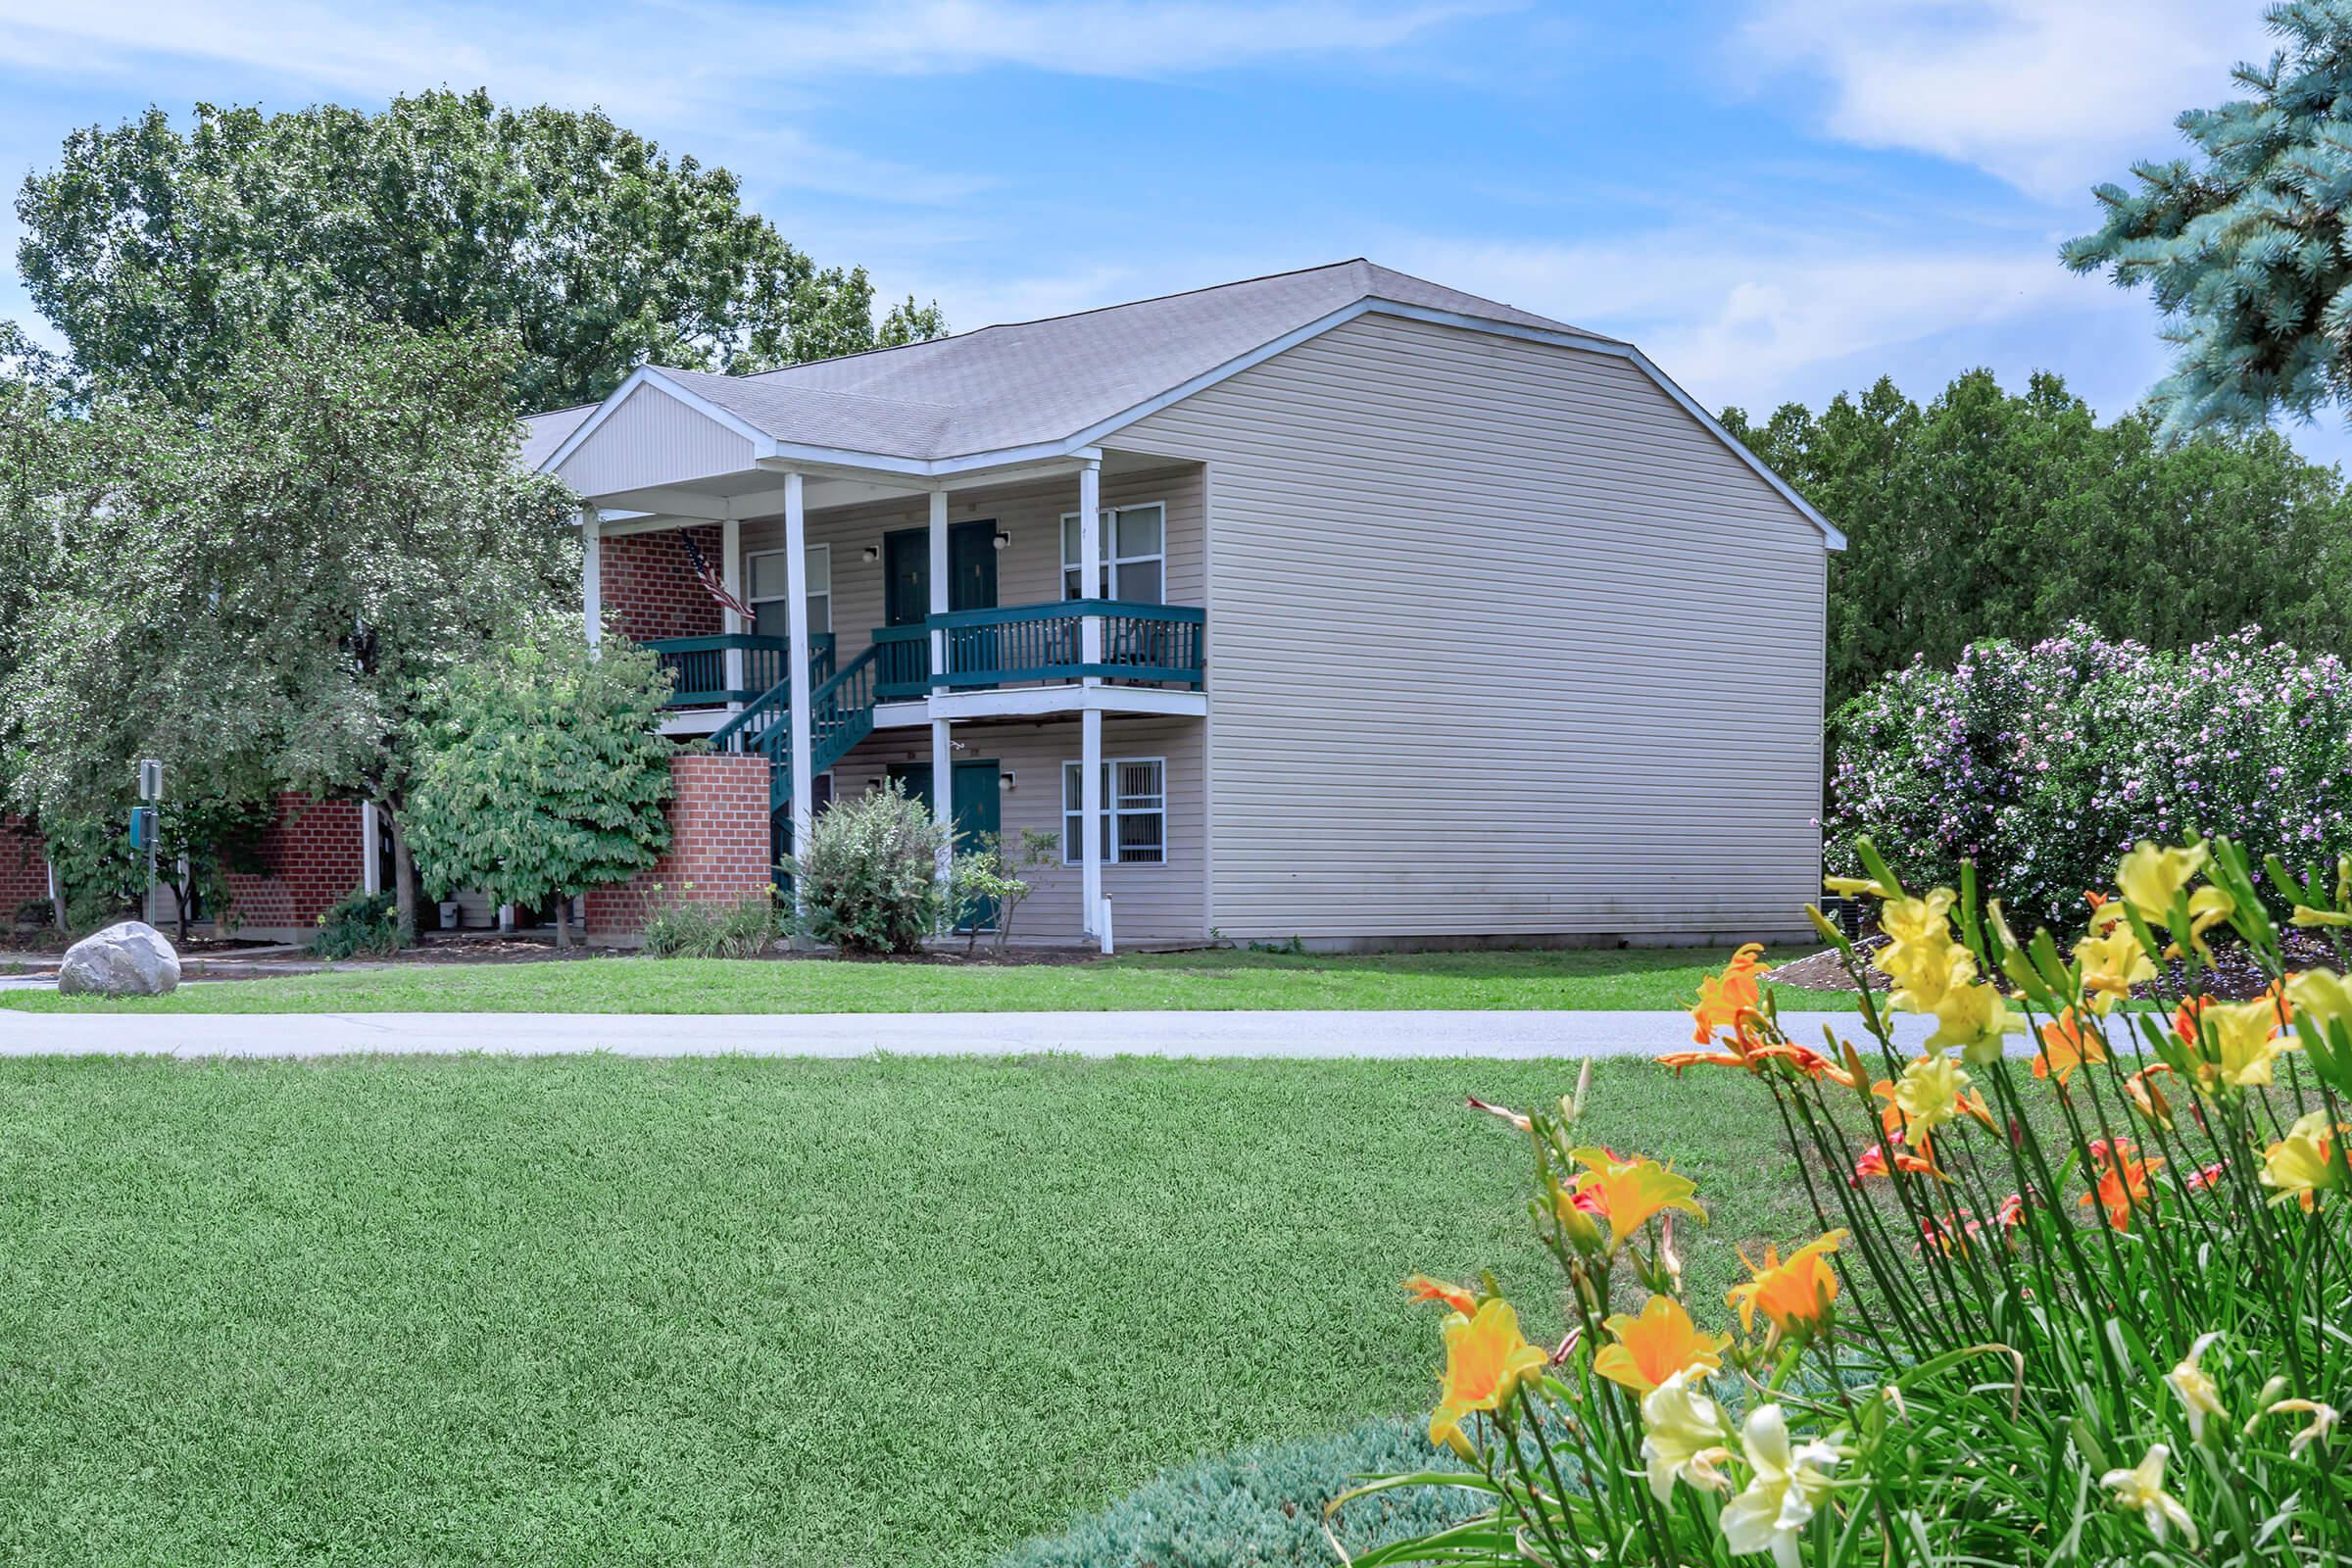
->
[0,944,1854,1014]
[0,1054,1826,1568]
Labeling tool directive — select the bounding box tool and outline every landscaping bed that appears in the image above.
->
[1766,930,2344,1002]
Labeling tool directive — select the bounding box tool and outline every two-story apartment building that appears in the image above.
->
[529,260,1840,949]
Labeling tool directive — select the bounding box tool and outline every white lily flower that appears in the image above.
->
[2165,1332,2226,1441]
[1718,1402,1839,1568]
[2101,1444,2198,1547]
[1640,1369,1733,1503]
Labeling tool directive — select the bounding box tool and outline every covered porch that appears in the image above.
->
[560,411,1205,943]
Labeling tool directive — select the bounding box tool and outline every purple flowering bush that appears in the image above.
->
[1829,623,2352,929]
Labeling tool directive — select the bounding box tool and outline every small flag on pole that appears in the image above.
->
[679,531,756,621]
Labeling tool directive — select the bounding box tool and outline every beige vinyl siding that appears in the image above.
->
[1120,311,1827,942]
[555,383,755,498]
[829,717,1205,942]
[739,465,1203,669]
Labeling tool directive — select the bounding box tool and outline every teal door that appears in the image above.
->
[890,759,1002,928]
[884,521,997,626]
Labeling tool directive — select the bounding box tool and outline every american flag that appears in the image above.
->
[679,531,757,621]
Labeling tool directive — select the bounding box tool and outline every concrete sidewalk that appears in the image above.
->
[0,1007,1954,1059]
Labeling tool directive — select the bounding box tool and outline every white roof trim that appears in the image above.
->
[539,304,1842,549]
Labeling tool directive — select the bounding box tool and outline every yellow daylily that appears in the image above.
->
[2291,906,2352,928]
[2102,1444,2197,1547]
[1718,1402,1839,1568]
[2261,1110,2348,1209]
[1886,935,1977,1015]
[2074,922,2157,1012]
[1594,1295,1731,1395]
[2202,997,2297,1089]
[1640,1368,1735,1502]
[1892,1051,1972,1139]
[1728,1230,1847,1338]
[2114,841,2208,922]
[2165,1332,2226,1442]
[1427,1298,1547,1456]
[2287,969,2352,1032]
[1925,980,2017,1063]
[1568,1149,1705,1252]
[1822,874,1892,899]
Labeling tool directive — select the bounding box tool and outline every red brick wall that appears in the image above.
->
[603,524,725,643]
[219,794,365,934]
[585,753,774,941]
[1,816,48,926]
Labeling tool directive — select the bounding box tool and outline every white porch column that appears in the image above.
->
[931,717,955,885]
[360,803,381,896]
[782,472,816,912]
[1077,458,1103,688]
[721,514,745,710]
[580,510,603,648]
[1080,707,1103,936]
[927,486,950,694]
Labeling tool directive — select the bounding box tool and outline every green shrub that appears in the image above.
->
[640,892,780,959]
[312,890,399,958]
[789,781,948,956]
[991,1417,1479,1568]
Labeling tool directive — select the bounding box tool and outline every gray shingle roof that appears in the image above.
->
[525,260,1599,466]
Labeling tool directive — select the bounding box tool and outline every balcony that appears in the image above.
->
[875,601,1205,699]
[646,633,835,708]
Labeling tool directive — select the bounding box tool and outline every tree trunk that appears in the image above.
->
[383,807,419,947]
[554,897,570,950]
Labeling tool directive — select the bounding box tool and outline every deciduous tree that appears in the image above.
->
[17,90,946,414]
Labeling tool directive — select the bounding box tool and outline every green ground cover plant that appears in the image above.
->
[0,1054,1821,1568]
[0,945,1852,1014]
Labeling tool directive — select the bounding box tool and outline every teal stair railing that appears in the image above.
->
[872,624,932,699]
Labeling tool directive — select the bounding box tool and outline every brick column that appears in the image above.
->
[584,753,775,944]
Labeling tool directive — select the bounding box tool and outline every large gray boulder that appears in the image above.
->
[58,920,180,997]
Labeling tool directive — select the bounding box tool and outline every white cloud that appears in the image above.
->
[1736,0,2273,202]
[1393,231,2138,409]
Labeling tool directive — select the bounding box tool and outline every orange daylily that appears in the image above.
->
[2081,1138,2163,1232]
[2173,995,2217,1049]
[2124,1063,2176,1128]
[1428,1298,1548,1454]
[1727,1230,1847,1337]
[1995,1192,2028,1231]
[1690,943,1770,1045]
[1402,1274,1478,1314]
[1593,1295,1732,1395]
[2034,1007,2109,1086]
[1568,1149,1705,1250]
[1658,1038,1854,1089]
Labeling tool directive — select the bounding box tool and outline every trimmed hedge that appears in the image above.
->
[990,1417,1481,1568]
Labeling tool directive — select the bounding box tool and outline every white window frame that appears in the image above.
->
[1062,756,1168,867]
[747,544,830,634]
[1059,502,1165,604]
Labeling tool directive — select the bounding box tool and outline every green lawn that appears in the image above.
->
[0,1054,1826,1568]
[0,944,1855,1014]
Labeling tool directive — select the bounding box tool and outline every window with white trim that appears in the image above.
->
[747,545,829,639]
[1059,503,1164,604]
[1062,758,1166,865]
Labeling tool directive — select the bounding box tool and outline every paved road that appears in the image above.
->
[0,1007,1959,1059]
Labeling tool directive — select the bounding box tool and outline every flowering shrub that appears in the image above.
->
[1349,836,2352,1565]
[1829,624,2352,930]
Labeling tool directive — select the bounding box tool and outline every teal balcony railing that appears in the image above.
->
[646,633,834,708]
[931,600,1204,689]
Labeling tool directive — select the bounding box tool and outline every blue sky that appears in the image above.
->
[0,0,2328,458]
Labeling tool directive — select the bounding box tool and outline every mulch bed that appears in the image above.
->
[1766,930,2346,1004]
